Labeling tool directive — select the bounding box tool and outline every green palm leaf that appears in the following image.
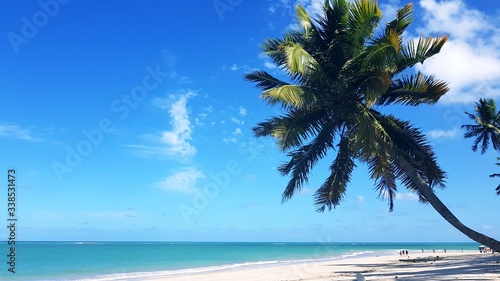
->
[385,3,413,34]
[244,70,289,91]
[279,118,338,201]
[346,0,382,49]
[254,107,331,151]
[261,85,319,108]
[378,72,448,106]
[314,136,356,212]
[397,36,448,71]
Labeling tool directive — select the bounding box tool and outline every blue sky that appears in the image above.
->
[1,0,500,242]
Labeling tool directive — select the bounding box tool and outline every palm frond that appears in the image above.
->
[376,114,446,194]
[396,36,448,71]
[244,70,289,91]
[280,117,339,201]
[314,136,356,212]
[261,32,303,69]
[363,30,400,69]
[377,72,448,106]
[252,107,328,151]
[385,3,413,34]
[346,0,382,50]
[281,42,321,78]
[261,85,319,108]
[368,148,397,211]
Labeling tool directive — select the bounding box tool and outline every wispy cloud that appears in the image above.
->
[264,61,277,70]
[416,0,500,104]
[239,106,247,116]
[223,137,237,143]
[84,210,138,219]
[232,128,243,136]
[223,64,251,72]
[160,93,196,156]
[127,92,197,159]
[395,192,419,201]
[230,117,243,125]
[426,127,460,139]
[298,187,314,195]
[156,167,204,194]
[0,124,41,142]
[160,49,192,84]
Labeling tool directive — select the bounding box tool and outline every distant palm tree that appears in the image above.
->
[489,158,500,195]
[463,99,500,196]
[462,98,500,154]
[246,0,500,251]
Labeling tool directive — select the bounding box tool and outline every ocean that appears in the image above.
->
[0,241,480,281]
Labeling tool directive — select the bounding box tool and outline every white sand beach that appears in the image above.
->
[148,252,499,280]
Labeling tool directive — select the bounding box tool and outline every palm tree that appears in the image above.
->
[246,0,500,251]
[489,158,500,195]
[463,98,500,196]
[462,98,500,154]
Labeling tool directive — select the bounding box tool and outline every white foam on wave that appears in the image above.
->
[69,250,390,281]
[70,260,282,281]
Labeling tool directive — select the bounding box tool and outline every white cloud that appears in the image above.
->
[84,210,138,219]
[416,0,500,104]
[239,106,248,116]
[357,195,365,203]
[264,61,277,70]
[224,64,250,72]
[0,125,40,142]
[298,187,314,195]
[230,117,243,125]
[223,137,237,143]
[233,128,243,136]
[418,0,489,40]
[426,127,460,139]
[395,192,419,201]
[156,167,205,194]
[161,93,196,155]
[127,92,196,159]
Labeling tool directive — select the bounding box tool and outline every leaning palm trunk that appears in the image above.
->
[398,156,500,252]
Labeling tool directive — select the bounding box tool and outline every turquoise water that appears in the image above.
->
[0,241,480,280]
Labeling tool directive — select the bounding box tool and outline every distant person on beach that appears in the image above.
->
[433,249,435,253]
[444,249,446,254]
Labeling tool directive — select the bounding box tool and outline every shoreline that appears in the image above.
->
[7,242,493,280]
[138,252,499,281]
